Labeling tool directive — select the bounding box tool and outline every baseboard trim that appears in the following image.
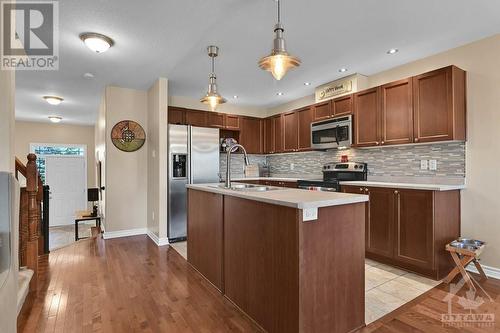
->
[467,263,500,280]
[147,230,169,246]
[102,228,147,240]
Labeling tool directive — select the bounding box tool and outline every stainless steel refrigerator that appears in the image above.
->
[168,125,220,242]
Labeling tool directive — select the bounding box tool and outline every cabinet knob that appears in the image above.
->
[381,141,385,145]
[359,188,364,192]
[394,190,399,195]
[365,188,369,192]
[414,138,419,142]
[375,141,379,145]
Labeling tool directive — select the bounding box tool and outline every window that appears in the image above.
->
[30,144,86,184]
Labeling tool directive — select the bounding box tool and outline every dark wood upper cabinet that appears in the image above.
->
[185,109,208,127]
[263,118,274,154]
[297,106,313,150]
[272,114,283,153]
[413,66,466,143]
[394,189,434,269]
[332,94,353,117]
[224,114,240,130]
[381,79,414,145]
[353,87,381,147]
[283,111,299,152]
[312,101,331,121]
[168,107,185,125]
[366,187,395,258]
[240,117,262,154]
[207,112,225,128]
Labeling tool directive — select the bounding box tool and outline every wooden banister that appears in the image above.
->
[15,157,27,179]
[25,153,39,291]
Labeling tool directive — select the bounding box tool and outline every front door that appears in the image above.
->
[45,156,87,226]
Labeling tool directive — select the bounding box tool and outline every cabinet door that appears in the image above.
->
[353,87,381,147]
[240,117,262,154]
[394,190,434,269]
[225,114,240,130]
[412,67,454,143]
[185,110,208,127]
[312,101,332,121]
[283,111,298,152]
[381,79,413,145]
[332,94,353,117]
[207,112,225,128]
[168,107,185,124]
[263,118,274,154]
[365,187,395,258]
[297,107,313,150]
[272,115,283,153]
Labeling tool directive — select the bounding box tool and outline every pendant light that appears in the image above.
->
[258,0,301,80]
[200,45,227,111]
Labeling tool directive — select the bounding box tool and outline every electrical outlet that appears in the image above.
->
[290,163,295,170]
[152,211,155,221]
[429,160,437,170]
[420,160,428,170]
[302,208,318,222]
[152,149,156,158]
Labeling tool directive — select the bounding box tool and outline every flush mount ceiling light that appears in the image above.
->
[276,92,284,96]
[387,48,399,55]
[79,32,114,53]
[303,82,311,86]
[338,68,348,73]
[233,95,238,99]
[48,116,62,123]
[43,95,63,105]
[258,0,301,80]
[200,45,227,111]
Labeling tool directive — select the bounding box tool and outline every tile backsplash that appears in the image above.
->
[220,142,466,179]
[266,142,466,178]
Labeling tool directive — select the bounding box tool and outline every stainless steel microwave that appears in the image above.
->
[311,115,352,150]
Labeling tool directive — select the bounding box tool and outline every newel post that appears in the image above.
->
[26,153,39,291]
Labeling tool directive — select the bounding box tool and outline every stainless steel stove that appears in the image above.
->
[297,162,367,192]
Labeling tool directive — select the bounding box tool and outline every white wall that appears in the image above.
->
[0,65,17,333]
[147,78,169,243]
[15,121,96,187]
[104,86,148,234]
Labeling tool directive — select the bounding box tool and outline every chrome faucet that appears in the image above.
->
[225,144,250,188]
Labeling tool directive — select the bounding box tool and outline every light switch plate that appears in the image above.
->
[429,160,437,170]
[290,163,295,171]
[303,208,318,222]
[420,160,428,170]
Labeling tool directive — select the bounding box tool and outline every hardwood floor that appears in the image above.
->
[18,235,499,333]
[18,235,261,333]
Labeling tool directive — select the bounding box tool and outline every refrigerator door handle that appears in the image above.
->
[187,125,192,184]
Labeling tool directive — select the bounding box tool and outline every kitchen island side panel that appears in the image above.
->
[187,189,224,291]
[299,203,366,333]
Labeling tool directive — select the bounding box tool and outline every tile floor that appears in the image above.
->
[49,223,93,250]
[169,241,440,324]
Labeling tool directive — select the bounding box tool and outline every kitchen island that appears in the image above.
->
[186,183,369,333]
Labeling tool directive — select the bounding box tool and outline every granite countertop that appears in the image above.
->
[186,183,368,209]
[230,175,321,182]
[338,181,465,191]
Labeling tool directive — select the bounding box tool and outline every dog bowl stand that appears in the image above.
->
[443,242,487,291]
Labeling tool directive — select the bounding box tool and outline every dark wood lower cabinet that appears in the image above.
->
[342,185,460,280]
[188,189,366,333]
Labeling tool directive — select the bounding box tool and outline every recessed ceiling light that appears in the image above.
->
[79,32,114,53]
[386,48,398,55]
[43,96,63,105]
[48,116,62,123]
[303,82,311,86]
[276,92,284,96]
[83,72,95,79]
[338,68,348,73]
[233,95,238,99]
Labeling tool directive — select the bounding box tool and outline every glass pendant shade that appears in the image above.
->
[258,1,301,80]
[200,61,226,111]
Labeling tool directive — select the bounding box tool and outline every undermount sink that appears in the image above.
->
[213,183,281,192]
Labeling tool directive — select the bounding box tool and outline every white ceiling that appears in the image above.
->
[15,0,500,125]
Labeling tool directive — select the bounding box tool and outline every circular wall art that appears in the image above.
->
[111,120,146,152]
